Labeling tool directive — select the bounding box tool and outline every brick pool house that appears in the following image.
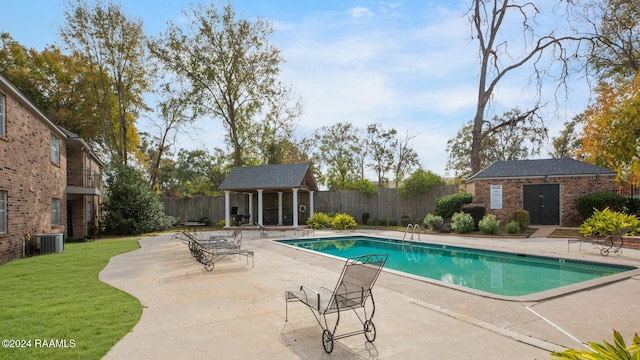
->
[0,73,102,263]
[466,158,617,227]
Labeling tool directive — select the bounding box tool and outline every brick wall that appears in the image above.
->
[0,85,67,262]
[66,148,84,187]
[66,148,102,239]
[469,175,616,227]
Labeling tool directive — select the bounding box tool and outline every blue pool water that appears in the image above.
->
[277,236,635,297]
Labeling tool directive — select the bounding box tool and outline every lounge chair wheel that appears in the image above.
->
[364,320,376,342]
[600,248,609,256]
[322,329,334,353]
[204,261,214,271]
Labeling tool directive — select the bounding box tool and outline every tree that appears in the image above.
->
[0,33,50,110]
[446,108,547,181]
[579,74,640,185]
[150,2,282,167]
[352,128,368,181]
[468,0,587,174]
[311,122,360,189]
[344,179,379,196]
[575,0,640,185]
[173,148,229,197]
[366,123,397,188]
[253,83,304,165]
[549,115,584,159]
[102,163,175,235]
[392,132,419,188]
[397,169,446,201]
[144,80,197,188]
[582,0,640,79]
[60,0,149,165]
[0,33,103,144]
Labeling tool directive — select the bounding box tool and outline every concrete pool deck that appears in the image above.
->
[100,229,640,359]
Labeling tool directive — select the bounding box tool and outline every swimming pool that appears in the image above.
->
[277,235,636,298]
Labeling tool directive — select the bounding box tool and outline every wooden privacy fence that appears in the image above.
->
[161,185,459,225]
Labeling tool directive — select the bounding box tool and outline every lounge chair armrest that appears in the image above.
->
[298,286,322,310]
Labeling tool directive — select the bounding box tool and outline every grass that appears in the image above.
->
[0,239,142,360]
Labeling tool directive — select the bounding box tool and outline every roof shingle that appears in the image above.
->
[218,163,318,192]
[468,158,616,181]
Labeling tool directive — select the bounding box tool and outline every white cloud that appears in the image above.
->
[348,7,374,19]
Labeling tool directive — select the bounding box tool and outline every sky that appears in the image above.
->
[0,0,592,177]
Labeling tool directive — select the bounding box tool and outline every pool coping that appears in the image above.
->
[272,233,640,302]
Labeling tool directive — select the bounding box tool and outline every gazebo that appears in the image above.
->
[217,163,319,228]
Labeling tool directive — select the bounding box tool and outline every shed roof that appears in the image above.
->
[218,163,318,192]
[468,158,616,181]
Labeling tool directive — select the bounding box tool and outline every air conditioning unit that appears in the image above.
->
[36,233,64,254]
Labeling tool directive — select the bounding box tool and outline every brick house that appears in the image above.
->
[0,73,102,263]
[466,158,617,227]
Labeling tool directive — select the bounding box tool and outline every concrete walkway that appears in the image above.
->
[99,230,640,359]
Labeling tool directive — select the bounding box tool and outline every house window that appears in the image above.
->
[0,191,7,233]
[0,93,6,137]
[51,134,60,164]
[52,198,61,226]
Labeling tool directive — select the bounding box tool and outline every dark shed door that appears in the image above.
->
[523,184,560,225]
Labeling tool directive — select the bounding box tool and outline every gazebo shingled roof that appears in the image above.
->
[218,163,318,192]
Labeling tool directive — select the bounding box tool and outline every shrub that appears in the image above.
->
[507,210,530,230]
[423,213,444,231]
[576,192,628,220]
[627,197,640,216]
[389,218,399,227]
[331,213,357,230]
[400,215,411,227]
[378,216,389,226]
[103,163,175,235]
[361,212,370,225]
[461,203,486,230]
[478,214,500,235]
[579,207,640,237]
[345,179,379,196]
[436,192,473,219]
[397,169,446,200]
[551,330,639,360]
[307,212,333,229]
[451,212,475,233]
[505,221,521,234]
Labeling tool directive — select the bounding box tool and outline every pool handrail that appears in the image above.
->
[403,224,420,243]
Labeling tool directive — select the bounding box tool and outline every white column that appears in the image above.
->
[224,191,231,228]
[292,188,299,227]
[309,191,315,217]
[277,192,283,225]
[248,193,254,224]
[257,189,264,226]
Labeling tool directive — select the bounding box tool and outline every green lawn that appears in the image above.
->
[0,239,142,360]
